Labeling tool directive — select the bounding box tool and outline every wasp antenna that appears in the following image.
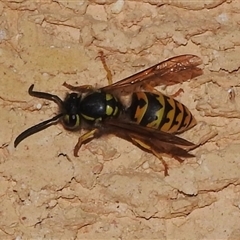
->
[28,84,34,93]
[14,114,63,148]
[28,84,63,107]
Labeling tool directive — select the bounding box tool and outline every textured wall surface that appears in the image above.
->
[1,0,240,239]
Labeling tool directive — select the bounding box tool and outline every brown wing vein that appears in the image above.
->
[101,54,202,94]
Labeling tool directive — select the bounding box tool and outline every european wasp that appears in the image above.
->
[14,53,202,175]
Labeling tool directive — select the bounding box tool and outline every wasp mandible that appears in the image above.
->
[14,53,202,175]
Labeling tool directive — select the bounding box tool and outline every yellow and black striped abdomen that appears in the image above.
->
[129,92,196,133]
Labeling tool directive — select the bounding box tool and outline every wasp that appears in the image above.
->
[14,53,202,175]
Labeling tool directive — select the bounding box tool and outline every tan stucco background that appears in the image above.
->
[1,0,240,239]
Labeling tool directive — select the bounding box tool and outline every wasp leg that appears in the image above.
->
[169,88,184,98]
[74,129,99,157]
[63,82,95,93]
[151,150,170,176]
[98,51,113,85]
[130,137,170,176]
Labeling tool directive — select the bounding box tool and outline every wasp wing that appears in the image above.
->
[104,119,195,158]
[101,55,202,94]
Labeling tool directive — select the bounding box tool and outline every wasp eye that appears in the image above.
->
[62,114,80,130]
